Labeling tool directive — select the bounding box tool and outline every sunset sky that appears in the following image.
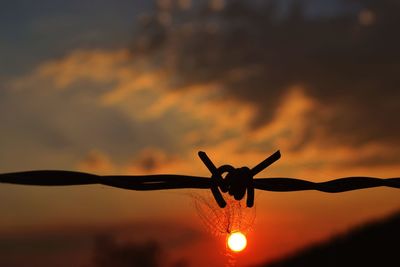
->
[1,1,399,266]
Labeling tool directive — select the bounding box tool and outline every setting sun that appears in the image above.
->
[227,232,247,252]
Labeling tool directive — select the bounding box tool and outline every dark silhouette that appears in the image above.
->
[260,210,400,267]
[93,236,161,267]
[1,151,399,209]
[198,150,281,208]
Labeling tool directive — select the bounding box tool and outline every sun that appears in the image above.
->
[227,231,247,252]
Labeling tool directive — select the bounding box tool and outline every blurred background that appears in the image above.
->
[0,0,399,266]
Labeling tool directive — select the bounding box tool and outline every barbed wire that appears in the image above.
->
[0,150,399,208]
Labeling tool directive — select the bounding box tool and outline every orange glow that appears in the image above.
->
[227,231,247,252]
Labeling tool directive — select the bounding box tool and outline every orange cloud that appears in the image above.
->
[10,48,399,179]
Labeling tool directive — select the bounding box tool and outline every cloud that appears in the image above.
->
[79,150,115,174]
[5,46,400,179]
[3,0,400,179]
[129,0,400,147]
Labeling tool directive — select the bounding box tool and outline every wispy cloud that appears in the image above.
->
[4,44,400,179]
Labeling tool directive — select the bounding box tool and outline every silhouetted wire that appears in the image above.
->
[0,150,399,208]
[1,171,399,191]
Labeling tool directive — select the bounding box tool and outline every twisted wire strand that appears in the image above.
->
[1,170,399,192]
[0,171,210,190]
[1,150,399,208]
[254,177,400,192]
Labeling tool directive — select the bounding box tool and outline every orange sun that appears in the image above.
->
[227,231,247,252]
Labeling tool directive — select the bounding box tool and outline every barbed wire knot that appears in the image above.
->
[198,150,281,208]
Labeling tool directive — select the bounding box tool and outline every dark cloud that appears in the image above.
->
[93,235,191,267]
[0,0,152,76]
[0,221,196,267]
[93,236,162,267]
[130,0,400,149]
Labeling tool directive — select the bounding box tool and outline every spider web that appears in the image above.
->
[192,193,256,236]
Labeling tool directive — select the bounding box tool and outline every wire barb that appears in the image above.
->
[198,151,228,208]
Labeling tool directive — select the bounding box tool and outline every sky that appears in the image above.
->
[1,0,400,266]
